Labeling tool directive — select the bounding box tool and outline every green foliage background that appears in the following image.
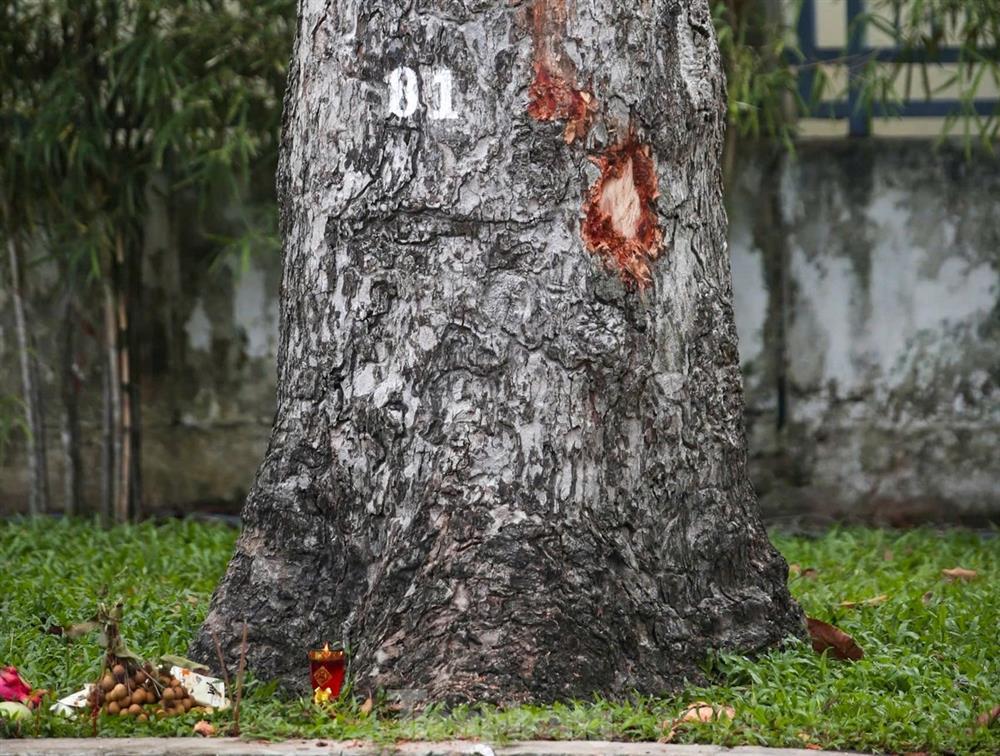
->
[0,0,294,266]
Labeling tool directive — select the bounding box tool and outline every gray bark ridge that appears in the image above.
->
[195,0,803,703]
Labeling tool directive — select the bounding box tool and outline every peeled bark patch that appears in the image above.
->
[528,66,594,143]
[581,138,664,288]
[527,0,594,143]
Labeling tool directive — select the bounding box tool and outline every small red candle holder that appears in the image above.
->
[308,643,345,699]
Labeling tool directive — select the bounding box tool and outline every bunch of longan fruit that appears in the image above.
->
[88,661,196,720]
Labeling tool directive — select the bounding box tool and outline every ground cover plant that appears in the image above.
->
[1,518,997,753]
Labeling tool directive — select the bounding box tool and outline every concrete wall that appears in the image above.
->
[731,141,999,524]
[1,140,998,522]
[0,187,282,515]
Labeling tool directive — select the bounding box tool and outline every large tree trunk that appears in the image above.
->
[196,0,803,702]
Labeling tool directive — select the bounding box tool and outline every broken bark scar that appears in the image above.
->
[527,0,595,144]
[528,63,595,144]
[581,136,663,289]
[526,0,663,290]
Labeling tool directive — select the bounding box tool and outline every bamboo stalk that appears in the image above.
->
[118,294,131,522]
[113,232,130,523]
[102,277,121,524]
[6,232,50,516]
[60,290,82,516]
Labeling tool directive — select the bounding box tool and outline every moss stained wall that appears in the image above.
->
[731,140,999,524]
[2,140,998,521]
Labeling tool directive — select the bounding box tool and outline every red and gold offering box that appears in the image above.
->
[308,643,345,698]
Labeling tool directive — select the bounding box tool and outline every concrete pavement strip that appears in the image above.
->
[0,739,860,756]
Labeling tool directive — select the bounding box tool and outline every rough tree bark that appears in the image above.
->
[195,0,803,702]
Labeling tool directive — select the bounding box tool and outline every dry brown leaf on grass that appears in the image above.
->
[976,704,1000,727]
[788,564,818,579]
[793,727,824,750]
[360,696,374,716]
[839,594,889,609]
[659,701,735,742]
[681,701,735,723]
[941,567,978,581]
[193,720,215,737]
[806,617,864,661]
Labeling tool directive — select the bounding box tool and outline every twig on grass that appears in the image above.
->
[208,630,233,699]
[231,622,248,737]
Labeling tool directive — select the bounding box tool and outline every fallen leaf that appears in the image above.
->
[680,701,734,723]
[64,621,101,639]
[942,567,977,581]
[976,704,1000,727]
[159,654,210,672]
[660,702,734,742]
[360,696,374,716]
[839,594,889,609]
[788,564,818,579]
[797,732,825,750]
[658,718,679,743]
[806,617,864,661]
[193,720,215,737]
[921,591,934,605]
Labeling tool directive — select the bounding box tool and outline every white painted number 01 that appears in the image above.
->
[387,67,458,120]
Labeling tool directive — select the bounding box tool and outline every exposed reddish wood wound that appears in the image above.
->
[527,0,664,287]
[581,137,663,289]
[528,66,594,144]
[527,0,594,143]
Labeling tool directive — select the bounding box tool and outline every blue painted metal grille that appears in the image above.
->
[796,0,998,136]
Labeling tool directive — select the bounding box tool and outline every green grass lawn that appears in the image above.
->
[1,518,997,753]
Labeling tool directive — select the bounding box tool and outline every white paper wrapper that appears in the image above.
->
[50,684,93,716]
[170,665,229,710]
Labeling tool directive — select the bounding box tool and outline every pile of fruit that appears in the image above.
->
[87,661,197,719]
